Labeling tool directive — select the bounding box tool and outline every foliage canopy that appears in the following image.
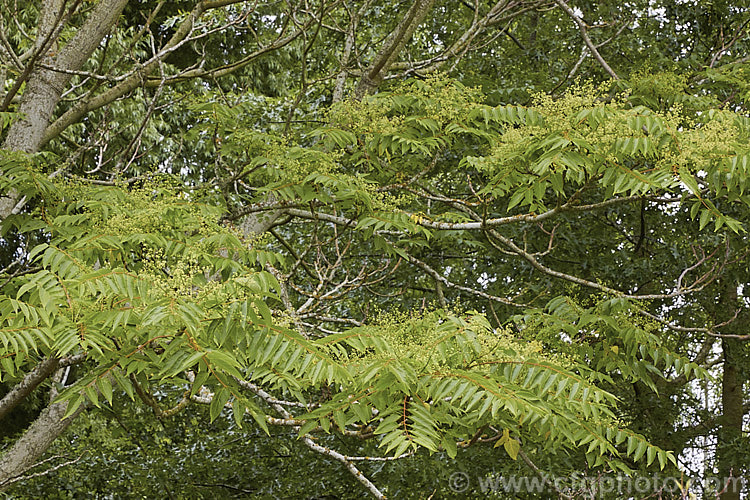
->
[2,1,750,498]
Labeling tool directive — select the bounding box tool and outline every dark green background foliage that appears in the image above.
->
[1,1,750,499]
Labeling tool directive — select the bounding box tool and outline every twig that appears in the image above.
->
[0,452,87,487]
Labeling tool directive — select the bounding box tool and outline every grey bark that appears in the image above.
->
[42,1,308,149]
[0,358,59,422]
[353,0,435,99]
[239,210,283,236]
[0,0,130,220]
[0,0,129,483]
[553,0,619,80]
[3,0,130,153]
[0,399,86,489]
[333,2,371,102]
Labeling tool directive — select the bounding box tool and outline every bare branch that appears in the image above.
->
[354,0,435,98]
[234,378,388,498]
[42,1,316,148]
[709,17,750,68]
[486,226,716,300]
[333,2,371,102]
[553,0,619,79]
[407,253,525,307]
[0,452,87,488]
[284,194,643,232]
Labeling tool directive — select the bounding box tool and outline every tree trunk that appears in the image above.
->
[0,399,86,490]
[718,336,743,500]
[717,282,744,500]
[0,1,130,484]
[0,0,130,218]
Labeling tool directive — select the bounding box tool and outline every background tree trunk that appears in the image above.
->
[717,282,744,500]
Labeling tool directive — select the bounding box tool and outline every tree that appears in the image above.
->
[1,1,750,498]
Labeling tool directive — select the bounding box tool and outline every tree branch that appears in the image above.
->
[41,0,313,148]
[0,357,59,421]
[0,399,87,490]
[553,0,619,79]
[354,0,435,98]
